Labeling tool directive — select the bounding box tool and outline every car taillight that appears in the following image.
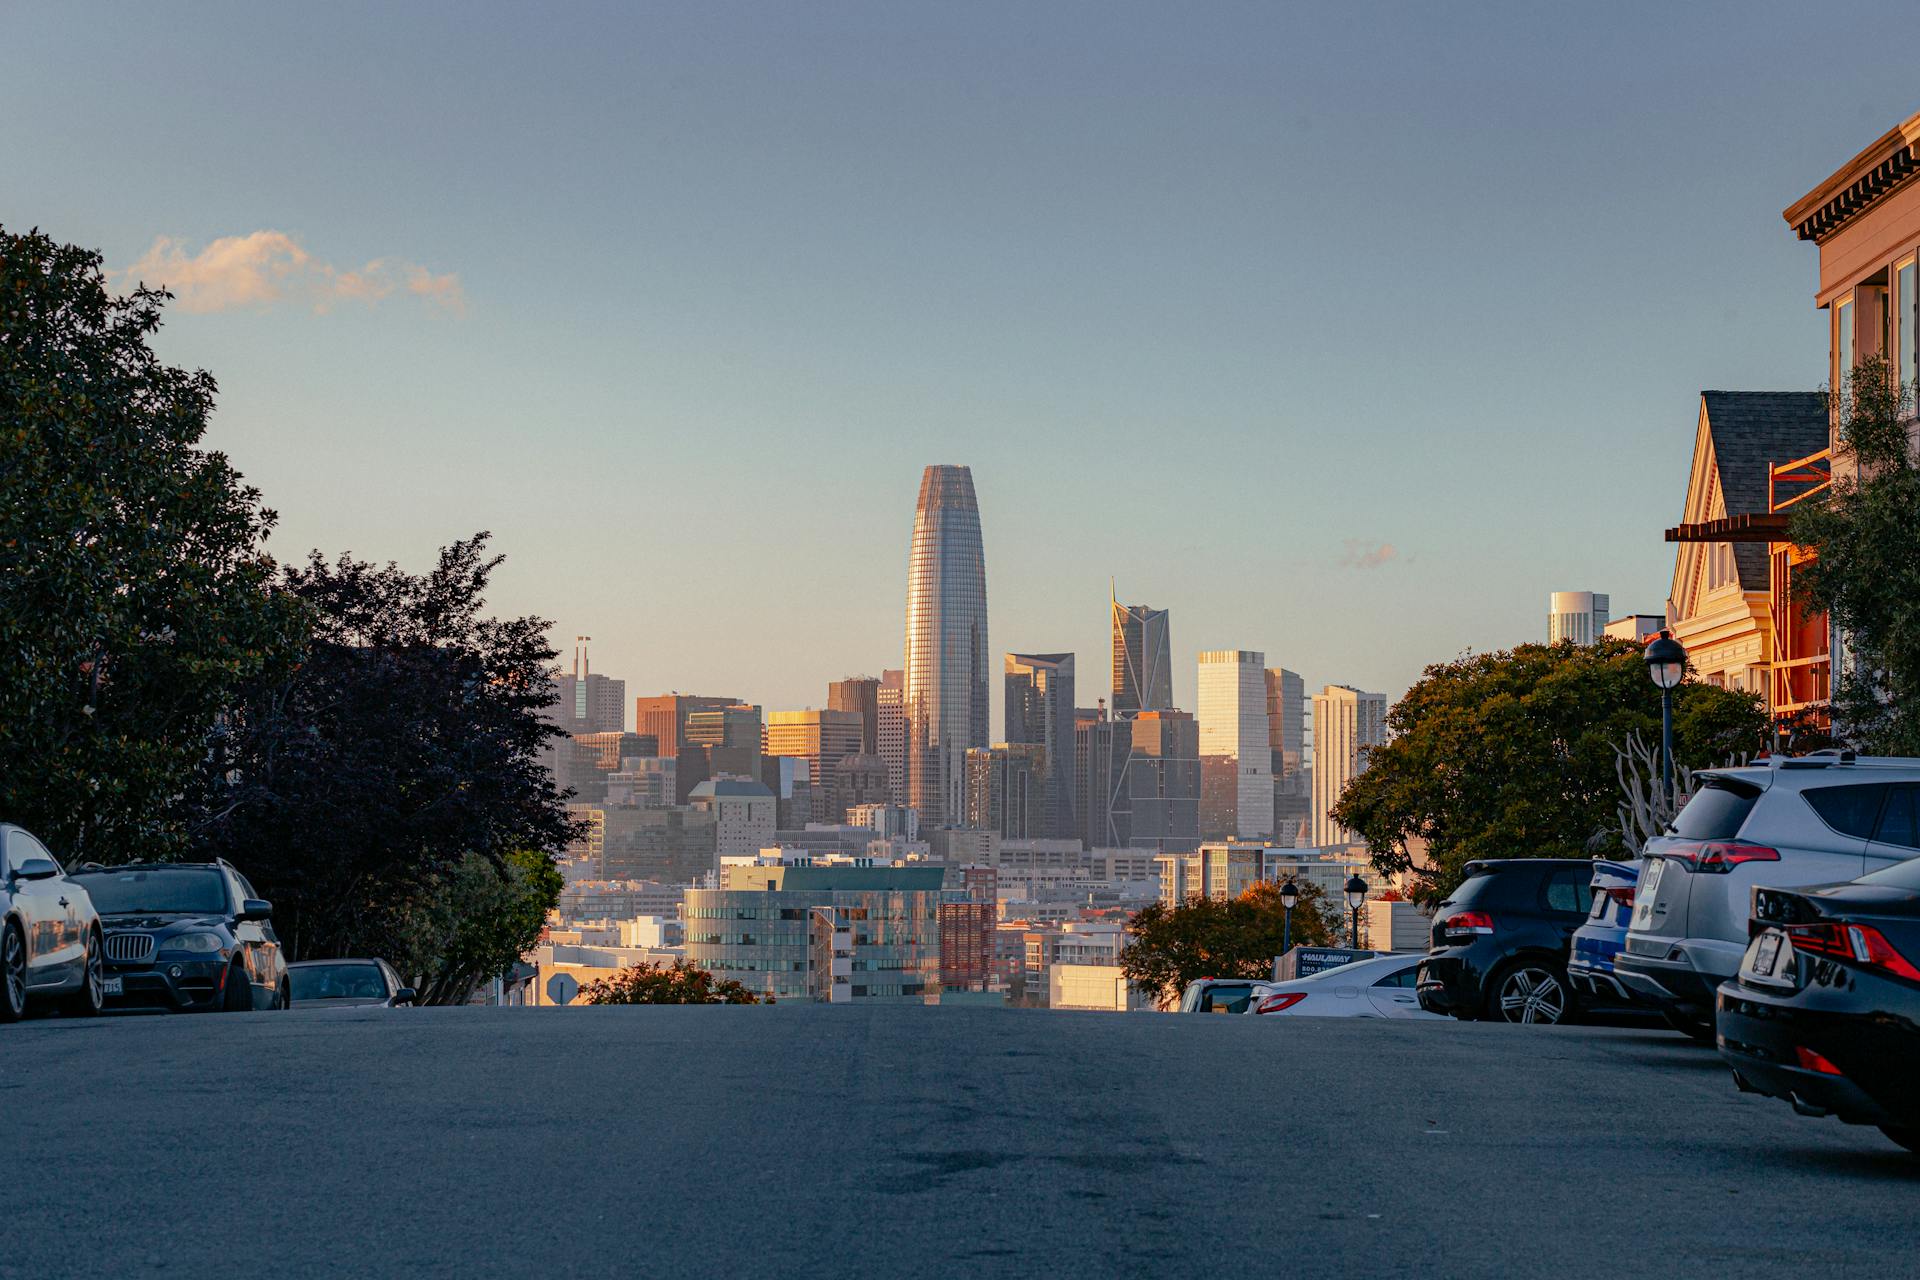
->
[1794,1045,1845,1076]
[1783,922,1920,982]
[1610,887,1635,910]
[1253,992,1307,1014]
[1663,841,1781,874]
[1443,911,1494,939]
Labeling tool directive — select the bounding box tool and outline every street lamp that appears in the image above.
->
[1645,630,1688,810]
[1279,877,1298,955]
[1344,874,1368,950]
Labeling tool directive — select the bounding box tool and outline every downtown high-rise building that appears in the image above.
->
[635,694,741,758]
[765,709,866,825]
[827,676,881,756]
[684,703,763,783]
[1110,588,1172,718]
[1548,591,1611,646]
[1197,650,1274,840]
[1004,652,1076,840]
[1311,685,1388,848]
[903,465,990,827]
[546,639,626,735]
[1266,668,1311,846]
[963,743,1048,839]
[877,669,906,805]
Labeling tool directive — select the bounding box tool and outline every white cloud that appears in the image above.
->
[119,231,464,316]
[1339,539,1398,570]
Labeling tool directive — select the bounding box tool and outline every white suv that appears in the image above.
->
[1615,752,1920,1037]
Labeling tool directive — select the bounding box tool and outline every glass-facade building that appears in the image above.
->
[1004,652,1076,839]
[684,863,945,1002]
[903,465,989,827]
[1197,650,1274,840]
[1110,590,1172,717]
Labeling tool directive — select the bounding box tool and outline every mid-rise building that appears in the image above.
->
[685,859,946,1003]
[903,464,991,827]
[827,676,882,756]
[634,694,740,758]
[1548,592,1611,646]
[1110,587,1172,717]
[594,806,719,885]
[765,709,865,823]
[684,703,763,783]
[554,879,684,924]
[877,669,906,805]
[606,756,676,808]
[831,754,892,822]
[687,777,777,860]
[1310,685,1388,848]
[1076,706,1123,849]
[1198,650,1274,840]
[963,743,1049,839]
[1118,710,1201,851]
[1004,652,1077,841]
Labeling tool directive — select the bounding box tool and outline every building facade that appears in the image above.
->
[1547,592,1611,646]
[765,709,866,824]
[1004,652,1077,840]
[827,676,881,756]
[634,694,740,759]
[963,743,1049,838]
[876,668,906,805]
[1110,587,1172,716]
[546,648,627,736]
[1117,709,1201,851]
[1197,650,1274,840]
[903,465,990,827]
[1310,685,1388,848]
[684,702,763,783]
[687,778,777,860]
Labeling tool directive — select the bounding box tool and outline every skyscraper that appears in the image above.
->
[1266,668,1311,846]
[877,669,906,805]
[1197,650,1274,839]
[546,639,626,735]
[1311,685,1388,848]
[827,676,881,755]
[765,709,866,824]
[963,743,1048,838]
[1111,587,1172,717]
[1120,710,1201,851]
[634,694,740,758]
[1548,591,1611,645]
[1004,652,1077,840]
[903,465,990,827]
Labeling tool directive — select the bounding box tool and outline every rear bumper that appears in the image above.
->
[1613,938,1741,1013]
[103,960,227,1011]
[1416,951,1482,1016]
[1717,980,1920,1131]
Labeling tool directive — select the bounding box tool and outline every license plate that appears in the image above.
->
[1741,930,1794,987]
[1631,859,1665,930]
[102,977,123,996]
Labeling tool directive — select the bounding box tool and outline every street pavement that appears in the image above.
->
[6,1005,1915,1279]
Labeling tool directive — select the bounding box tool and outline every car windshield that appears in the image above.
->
[290,964,389,1001]
[71,867,227,915]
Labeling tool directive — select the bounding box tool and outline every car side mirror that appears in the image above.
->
[14,858,59,882]
[237,898,272,922]
[392,987,417,1006]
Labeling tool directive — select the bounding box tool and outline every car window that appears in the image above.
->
[71,868,228,914]
[235,872,261,901]
[1199,984,1255,1013]
[1370,965,1418,988]
[1872,785,1920,849]
[1544,869,1592,914]
[9,831,58,874]
[1803,783,1891,839]
[1671,778,1762,839]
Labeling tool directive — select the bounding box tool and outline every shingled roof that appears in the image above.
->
[1699,391,1828,591]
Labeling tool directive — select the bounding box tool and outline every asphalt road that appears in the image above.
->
[5,1006,1915,1279]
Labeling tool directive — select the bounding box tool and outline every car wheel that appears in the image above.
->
[1486,960,1570,1025]
[276,980,290,1010]
[1879,1126,1919,1154]
[0,921,26,1023]
[1662,1007,1715,1043]
[222,961,253,1012]
[63,928,105,1017]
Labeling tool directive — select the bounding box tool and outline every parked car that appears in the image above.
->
[1615,754,1920,1040]
[0,823,106,1021]
[1567,859,1643,1006]
[1417,858,1597,1024]
[1246,953,1442,1019]
[288,958,416,1008]
[1717,855,1920,1153]
[67,861,288,1012]
[1177,977,1271,1014]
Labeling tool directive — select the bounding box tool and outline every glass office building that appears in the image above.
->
[1110,589,1172,717]
[903,465,989,827]
[1004,652,1076,839]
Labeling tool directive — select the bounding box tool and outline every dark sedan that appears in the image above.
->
[1718,855,1920,1153]
[68,862,287,1012]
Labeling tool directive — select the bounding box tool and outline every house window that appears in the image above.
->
[1901,258,1917,400]
[1838,296,1856,393]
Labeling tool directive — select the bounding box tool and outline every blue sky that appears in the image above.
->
[4,3,1910,730]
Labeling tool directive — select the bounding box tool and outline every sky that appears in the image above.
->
[4,3,1912,734]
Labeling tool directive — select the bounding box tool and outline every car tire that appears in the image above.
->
[63,928,105,1017]
[276,980,290,1010]
[1484,959,1571,1025]
[222,961,253,1012]
[0,920,27,1023]
[1879,1126,1919,1154]
[1662,1008,1715,1043]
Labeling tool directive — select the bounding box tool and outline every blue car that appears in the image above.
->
[1567,859,1642,1009]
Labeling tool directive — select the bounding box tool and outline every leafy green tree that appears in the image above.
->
[0,227,305,860]
[1789,353,1920,754]
[189,536,577,963]
[1331,639,1766,902]
[1121,879,1339,1009]
[581,960,767,1005]
[392,849,563,1006]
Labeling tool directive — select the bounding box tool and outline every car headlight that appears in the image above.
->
[159,932,225,954]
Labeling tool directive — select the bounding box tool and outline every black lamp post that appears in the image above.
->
[1645,630,1688,809]
[1279,877,1298,955]
[1344,874,1368,950]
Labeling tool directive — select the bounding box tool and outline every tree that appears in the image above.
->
[1120,879,1339,1010]
[1789,353,1920,754]
[581,960,767,1005]
[1331,639,1767,903]
[0,227,305,860]
[390,849,563,1006]
[189,535,577,964]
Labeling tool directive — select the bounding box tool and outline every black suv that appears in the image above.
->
[1417,859,1599,1025]
[67,862,288,1012]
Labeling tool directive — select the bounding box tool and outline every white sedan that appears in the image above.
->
[1244,953,1442,1019]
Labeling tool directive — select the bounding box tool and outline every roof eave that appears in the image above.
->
[1783,110,1920,242]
